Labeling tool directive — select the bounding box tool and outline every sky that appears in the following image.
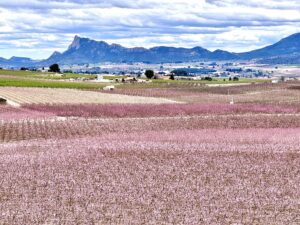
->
[1,0,300,59]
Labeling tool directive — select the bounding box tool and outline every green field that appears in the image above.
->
[0,77,105,89]
[0,70,105,89]
[0,69,271,90]
[0,70,96,80]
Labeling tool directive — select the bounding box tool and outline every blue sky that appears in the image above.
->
[1,0,300,59]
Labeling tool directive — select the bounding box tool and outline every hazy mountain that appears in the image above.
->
[211,49,238,60]
[2,32,300,67]
[0,57,37,68]
[41,35,225,65]
[44,51,63,65]
[239,33,300,60]
[0,57,7,65]
[256,54,300,64]
[42,33,300,65]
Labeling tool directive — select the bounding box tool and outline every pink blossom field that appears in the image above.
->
[24,103,300,118]
[1,83,300,224]
[0,126,300,224]
[0,105,54,121]
[0,112,300,224]
[1,114,300,143]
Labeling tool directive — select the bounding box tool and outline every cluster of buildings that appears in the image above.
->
[6,61,300,83]
[58,62,271,80]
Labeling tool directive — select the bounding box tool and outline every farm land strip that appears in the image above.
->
[0,77,105,90]
[0,87,177,106]
[24,103,300,118]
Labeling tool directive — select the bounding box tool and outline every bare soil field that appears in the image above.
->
[104,82,300,104]
[0,87,176,106]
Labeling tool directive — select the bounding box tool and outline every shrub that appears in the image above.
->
[202,77,213,81]
[49,64,60,73]
[145,70,154,79]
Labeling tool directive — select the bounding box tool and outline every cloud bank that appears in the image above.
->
[1,0,300,59]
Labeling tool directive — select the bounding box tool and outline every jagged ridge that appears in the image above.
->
[1,32,300,67]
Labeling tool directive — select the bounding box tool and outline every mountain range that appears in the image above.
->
[1,33,300,67]
[0,56,38,68]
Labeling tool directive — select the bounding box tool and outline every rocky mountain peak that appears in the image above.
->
[68,35,83,50]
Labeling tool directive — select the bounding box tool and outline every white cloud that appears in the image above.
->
[0,0,300,58]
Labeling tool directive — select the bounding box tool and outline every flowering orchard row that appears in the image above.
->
[0,105,54,121]
[1,114,300,143]
[24,103,300,118]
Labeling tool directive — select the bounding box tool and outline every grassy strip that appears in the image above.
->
[0,70,43,77]
[0,70,97,80]
[0,77,106,89]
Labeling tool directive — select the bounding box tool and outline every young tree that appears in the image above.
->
[203,77,213,81]
[145,70,154,79]
[49,64,60,73]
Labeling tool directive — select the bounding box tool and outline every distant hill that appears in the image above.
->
[41,35,236,65]
[1,32,300,67]
[239,33,300,61]
[0,57,37,68]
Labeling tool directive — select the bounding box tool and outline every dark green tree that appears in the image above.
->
[49,64,60,73]
[203,77,213,81]
[145,70,154,79]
